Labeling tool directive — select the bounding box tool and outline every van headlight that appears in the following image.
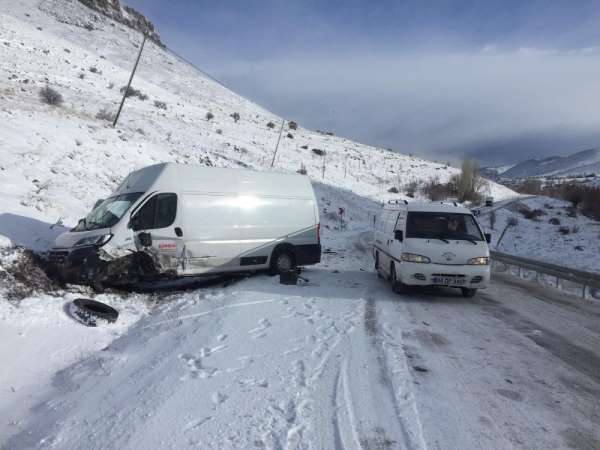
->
[468,257,489,265]
[74,234,112,247]
[401,253,431,263]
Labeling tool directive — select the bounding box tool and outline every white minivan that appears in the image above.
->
[49,163,321,287]
[373,201,491,297]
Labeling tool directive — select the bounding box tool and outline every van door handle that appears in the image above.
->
[175,227,183,237]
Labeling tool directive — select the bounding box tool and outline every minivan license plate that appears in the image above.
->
[432,276,465,286]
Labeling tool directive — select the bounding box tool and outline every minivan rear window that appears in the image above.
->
[406,212,484,242]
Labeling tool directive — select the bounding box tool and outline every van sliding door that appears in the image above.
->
[181,193,315,275]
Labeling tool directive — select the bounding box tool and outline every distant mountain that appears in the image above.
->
[482,148,600,180]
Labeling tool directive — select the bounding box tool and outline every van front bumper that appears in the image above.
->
[48,246,101,281]
[398,262,490,288]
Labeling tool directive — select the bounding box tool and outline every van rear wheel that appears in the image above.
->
[270,248,296,275]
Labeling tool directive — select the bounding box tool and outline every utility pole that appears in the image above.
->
[270,119,285,167]
[113,32,147,127]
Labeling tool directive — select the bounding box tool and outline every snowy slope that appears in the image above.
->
[480,196,600,274]
[0,0,513,251]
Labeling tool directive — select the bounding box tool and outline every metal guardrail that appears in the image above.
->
[490,250,600,298]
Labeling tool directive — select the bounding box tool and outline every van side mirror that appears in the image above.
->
[138,232,152,247]
[485,233,492,244]
[394,230,403,242]
[130,215,141,231]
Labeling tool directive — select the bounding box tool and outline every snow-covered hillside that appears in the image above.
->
[481,196,600,274]
[1,0,513,251]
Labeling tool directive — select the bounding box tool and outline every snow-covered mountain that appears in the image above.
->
[0,0,513,251]
[482,148,600,180]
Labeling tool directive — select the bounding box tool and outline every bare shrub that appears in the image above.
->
[154,100,167,110]
[558,226,570,235]
[288,121,298,130]
[267,121,276,129]
[507,216,518,227]
[422,178,453,201]
[387,186,399,193]
[230,112,240,122]
[95,108,115,122]
[206,112,214,121]
[312,148,326,156]
[517,178,542,194]
[120,85,147,100]
[451,159,484,203]
[301,145,308,149]
[405,181,418,198]
[519,207,545,221]
[561,184,585,208]
[549,217,560,225]
[0,248,60,302]
[572,225,580,234]
[39,86,63,106]
[286,133,294,139]
[297,163,307,175]
[89,66,101,74]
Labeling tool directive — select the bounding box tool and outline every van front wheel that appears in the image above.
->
[461,288,477,298]
[390,263,404,294]
[270,248,296,275]
[375,252,382,278]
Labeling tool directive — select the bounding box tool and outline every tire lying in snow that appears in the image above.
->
[68,298,119,327]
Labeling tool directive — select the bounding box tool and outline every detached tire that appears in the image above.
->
[270,248,296,276]
[461,288,477,298]
[70,298,119,327]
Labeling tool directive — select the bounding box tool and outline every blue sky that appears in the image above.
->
[128,0,600,165]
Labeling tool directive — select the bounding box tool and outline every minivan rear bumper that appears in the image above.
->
[398,261,490,288]
[295,244,321,266]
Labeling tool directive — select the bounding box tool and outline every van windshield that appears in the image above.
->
[406,212,484,242]
[75,192,144,231]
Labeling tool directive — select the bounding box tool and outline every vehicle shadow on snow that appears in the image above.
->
[0,213,67,252]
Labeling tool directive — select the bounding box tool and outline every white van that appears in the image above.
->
[49,163,321,286]
[373,201,491,297]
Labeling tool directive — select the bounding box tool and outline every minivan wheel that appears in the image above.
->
[375,252,382,278]
[270,249,296,275]
[461,288,477,298]
[390,263,404,294]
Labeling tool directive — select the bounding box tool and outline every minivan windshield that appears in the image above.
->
[406,212,484,242]
[74,192,143,231]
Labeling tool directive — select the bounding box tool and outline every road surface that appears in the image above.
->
[6,265,600,450]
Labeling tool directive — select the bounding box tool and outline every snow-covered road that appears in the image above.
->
[5,267,600,450]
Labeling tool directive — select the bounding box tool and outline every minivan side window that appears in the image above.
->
[133,193,177,230]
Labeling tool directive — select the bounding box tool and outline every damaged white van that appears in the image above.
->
[49,163,321,287]
[373,201,491,297]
